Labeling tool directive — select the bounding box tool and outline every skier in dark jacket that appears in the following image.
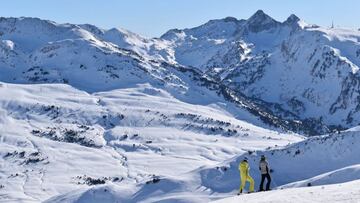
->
[259,155,271,191]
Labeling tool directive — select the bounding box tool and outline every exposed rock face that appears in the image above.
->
[156,10,360,134]
[245,10,281,33]
[1,10,360,134]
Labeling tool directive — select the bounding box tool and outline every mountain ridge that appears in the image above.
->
[1,10,360,135]
[2,10,360,203]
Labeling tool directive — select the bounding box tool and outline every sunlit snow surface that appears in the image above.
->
[0,83,301,202]
[1,10,360,203]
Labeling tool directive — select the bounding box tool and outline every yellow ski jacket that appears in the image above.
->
[239,161,250,176]
[238,160,255,192]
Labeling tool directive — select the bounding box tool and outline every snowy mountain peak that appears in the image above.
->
[222,16,240,23]
[106,27,139,38]
[246,10,280,32]
[249,9,267,18]
[78,23,105,36]
[160,28,186,41]
[284,14,300,25]
[3,12,360,203]
[247,10,270,22]
[0,16,56,26]
[282,14,307,29]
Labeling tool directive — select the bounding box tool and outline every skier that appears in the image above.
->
[259,155,271,191]
[238,157,254,195]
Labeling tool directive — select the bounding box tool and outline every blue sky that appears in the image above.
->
[1,0,359,37]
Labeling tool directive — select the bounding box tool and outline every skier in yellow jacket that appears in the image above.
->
[238,157,255,194]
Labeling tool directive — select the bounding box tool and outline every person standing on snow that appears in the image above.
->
[238,157,254,194]
[259,155,271,191]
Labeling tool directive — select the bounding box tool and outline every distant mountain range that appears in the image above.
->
[1,10,360,135]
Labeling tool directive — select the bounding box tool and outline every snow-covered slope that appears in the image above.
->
[282,164,360,188]
[213,179,360,203]
[64,125,360,203]
[2,12,360,133]
[0,16,304,133]
[158,10,360,134]
[153,128,358,202]
[1,10,360,203]
[196,130,360,191]
[0,17,179,93]
[0,82,301,202]
[46,179,360,203]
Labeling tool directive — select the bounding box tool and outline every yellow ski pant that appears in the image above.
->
[240,173,254,192]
